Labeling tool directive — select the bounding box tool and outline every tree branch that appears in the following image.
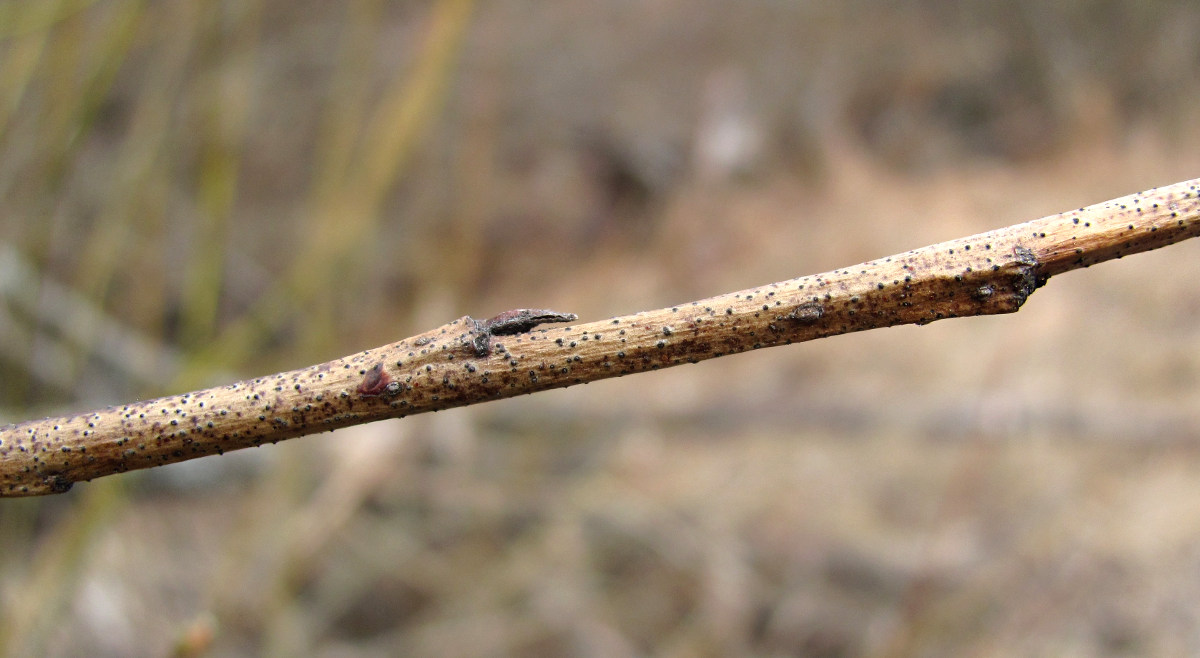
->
[2,178,1198,497]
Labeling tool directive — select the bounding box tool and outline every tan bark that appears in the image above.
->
[2,178,1197,497]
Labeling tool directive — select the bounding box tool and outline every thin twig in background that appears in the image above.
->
[0,244,182,396]
[1,178,1197,497]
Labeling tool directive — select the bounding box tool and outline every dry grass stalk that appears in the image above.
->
[2,178,1197,497]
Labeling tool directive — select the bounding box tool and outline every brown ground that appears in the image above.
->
[2,1,1200,656]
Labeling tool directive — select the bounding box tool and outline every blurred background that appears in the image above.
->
[2,0,1200,655]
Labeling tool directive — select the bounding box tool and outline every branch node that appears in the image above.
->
[785,302,825,324]
[1011,244,1043,309]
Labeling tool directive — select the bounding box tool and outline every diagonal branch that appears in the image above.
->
[2,178,1198,497]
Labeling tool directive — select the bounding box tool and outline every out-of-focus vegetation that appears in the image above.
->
[1,1,1200,655]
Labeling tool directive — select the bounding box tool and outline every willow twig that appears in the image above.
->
[2,178,1198,497]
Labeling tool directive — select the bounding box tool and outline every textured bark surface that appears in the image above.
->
[1,178,1197,496]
